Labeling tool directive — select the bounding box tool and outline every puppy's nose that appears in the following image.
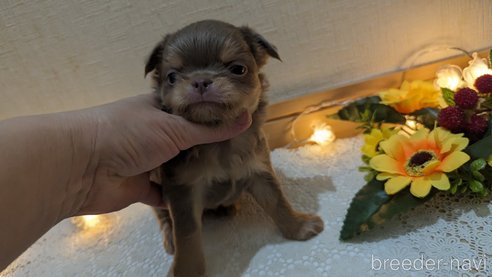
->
[191,79,213,94]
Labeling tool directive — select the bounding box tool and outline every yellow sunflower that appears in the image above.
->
[361,127,399,158]
[379,80,443,114]
[370,127,470,197]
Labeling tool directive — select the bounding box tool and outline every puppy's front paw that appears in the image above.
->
[282,213,324,241]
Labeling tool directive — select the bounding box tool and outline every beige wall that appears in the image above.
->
[1,0,491,119]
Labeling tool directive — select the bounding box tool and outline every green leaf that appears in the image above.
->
[470,159,487,172]
[441,87,456,106]
[465,135,492,160]
[339,179,432,240]
[472,171,485,182]
[340,179,389,240]
[485,112,492,137]
[361,155,372,164]
[331,96,406,125]
[330,96,381,122]
[449,177,462,195]
[410,108,439,129]
[481,167,492,185]
[481,98,492,110]
[369,104,407,124]
[450,184,458,194]
[469,179,484,193]
[470,159,486,182]
[490,49,492,68]
[363,171,377,182]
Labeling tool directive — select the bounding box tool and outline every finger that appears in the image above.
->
[140,181,165,207]
[121,174,164,207]
[137,93,162,109]
[122,93,162,109]
[174,110,252,149]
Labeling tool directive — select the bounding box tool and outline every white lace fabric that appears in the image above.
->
[2,136,491,276]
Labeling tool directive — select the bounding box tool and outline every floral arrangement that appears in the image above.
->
[335,50,492,240]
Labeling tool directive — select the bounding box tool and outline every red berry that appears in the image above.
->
[465,114,488,141]
[438,107,465,133]
[454,88,479,109]
[474,74,492,94]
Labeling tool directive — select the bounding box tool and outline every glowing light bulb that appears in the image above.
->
[406,119,417,129]
[462,52,492,89]
[82,215,100,228]
[71,215,101,230]
[434,65,463,91]
[309,123,336,146]
[400,116,422,135]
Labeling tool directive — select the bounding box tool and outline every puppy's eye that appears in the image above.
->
[167,71,178,85]
[229,64,247,76]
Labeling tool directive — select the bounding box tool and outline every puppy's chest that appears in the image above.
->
[166,135,266,187]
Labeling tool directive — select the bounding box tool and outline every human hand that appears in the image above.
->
[0,93,252,269]
[67,94,251,216]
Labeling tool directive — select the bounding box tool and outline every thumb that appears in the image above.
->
[173,111,252,150]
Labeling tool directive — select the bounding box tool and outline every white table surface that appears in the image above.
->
[2,136,491,276]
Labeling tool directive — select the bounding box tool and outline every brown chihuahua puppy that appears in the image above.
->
[145,20,324,276]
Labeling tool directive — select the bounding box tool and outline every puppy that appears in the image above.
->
[145,20,324,276]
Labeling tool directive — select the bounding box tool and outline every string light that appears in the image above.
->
[283,45,472,149]
[308,123,336,146]
[398,45,471,85]
[71,215,103,230]
[462,52,492,88]
[399,116,423,136]
[285,97,365,148]
[435,65,464,91]
[405,119,417,130]
[69,214,115,246]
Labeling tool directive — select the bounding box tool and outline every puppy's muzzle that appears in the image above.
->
[191,78,213,95]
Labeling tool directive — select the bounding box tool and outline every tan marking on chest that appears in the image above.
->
[174,133,267,187]
[175,152,265,186]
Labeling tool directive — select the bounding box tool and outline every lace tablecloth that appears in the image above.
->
[2,136,492,276]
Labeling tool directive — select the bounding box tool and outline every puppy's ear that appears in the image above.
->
[240,27,281,67]
[145,36,169,77]
[145,43,162,77]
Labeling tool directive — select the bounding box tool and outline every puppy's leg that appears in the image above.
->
[247,171,324,241]
[204,203,239,217]
[153,208,175,254]
[167,185,206,277]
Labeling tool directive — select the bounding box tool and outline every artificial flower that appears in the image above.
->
[361,127,398,158]
[370,127,470,197]
[465,114,488,142]
[437,106,465,133]
[379,80,443,114]
[454,88,478,109]
[474,74,492,94]
[434,65,465,91]
[462,52,492,89]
